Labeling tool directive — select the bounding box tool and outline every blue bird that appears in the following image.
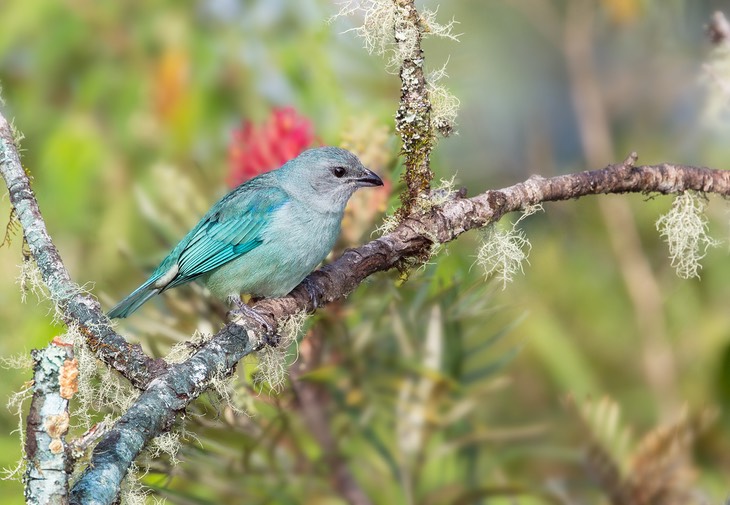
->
[107,147,383,323]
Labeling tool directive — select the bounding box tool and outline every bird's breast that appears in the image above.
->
[264,202,342,266]
[202,202,343,299]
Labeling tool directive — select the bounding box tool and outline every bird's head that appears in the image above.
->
[278,147,383,213]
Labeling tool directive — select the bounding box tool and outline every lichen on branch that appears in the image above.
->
[392,0,460,218]
[23,340,76,505]
[477,205,543,288]
[393,0,433,217]
[655,192,719,279]
[334,0,460,218]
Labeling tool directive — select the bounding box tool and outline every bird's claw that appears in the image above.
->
[228,297,281,347]
[301,277,319,310]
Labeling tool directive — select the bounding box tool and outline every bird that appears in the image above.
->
[107,146,383,325]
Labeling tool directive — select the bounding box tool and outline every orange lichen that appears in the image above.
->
[60,358,79,400]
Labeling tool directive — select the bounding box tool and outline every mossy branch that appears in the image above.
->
[393,0,435,218]
[0,115,167,390]
[335,0,459,222]
[24,339,76,505]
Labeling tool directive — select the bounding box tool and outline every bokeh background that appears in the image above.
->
[1,0,730,503]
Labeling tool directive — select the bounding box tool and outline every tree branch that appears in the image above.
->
[0,115,167,389]
[260,153,730,322]
[24,338,76,505]
[394,0,434,217]
[69,322,263,504]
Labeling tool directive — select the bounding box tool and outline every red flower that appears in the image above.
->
[227,107,316,187]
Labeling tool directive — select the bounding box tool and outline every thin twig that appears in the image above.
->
[68,420,112,463]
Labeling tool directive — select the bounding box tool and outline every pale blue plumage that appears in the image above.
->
[108,147,382,319]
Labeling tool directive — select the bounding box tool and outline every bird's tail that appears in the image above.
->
[107,279,160,319]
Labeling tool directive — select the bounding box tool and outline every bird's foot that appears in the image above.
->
[300,277,319,310]
[228,297,280,346]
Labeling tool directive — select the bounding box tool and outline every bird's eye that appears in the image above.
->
[332,166,346,178]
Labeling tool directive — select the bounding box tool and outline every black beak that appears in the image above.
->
[356,168,384,187]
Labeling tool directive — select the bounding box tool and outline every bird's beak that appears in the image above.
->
[355,168,384,187]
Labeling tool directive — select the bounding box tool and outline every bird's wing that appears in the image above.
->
[161,185,289,290]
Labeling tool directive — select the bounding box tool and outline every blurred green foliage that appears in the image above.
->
[2,0,730,503]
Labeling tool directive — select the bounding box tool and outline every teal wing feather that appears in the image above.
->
[163,185,288,289]
[108,181,288,318]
